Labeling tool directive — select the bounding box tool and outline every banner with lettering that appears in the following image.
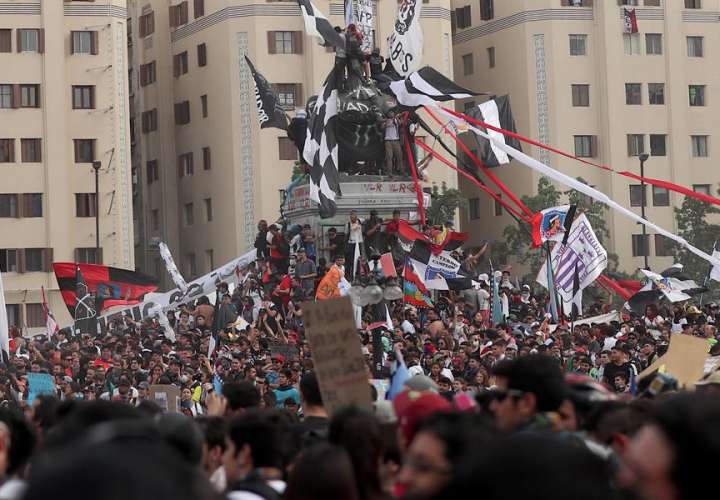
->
[388,0,423,77]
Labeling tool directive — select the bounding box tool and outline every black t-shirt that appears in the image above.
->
[603,362,632,387]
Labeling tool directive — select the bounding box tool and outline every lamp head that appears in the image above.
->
[639,153,649,162]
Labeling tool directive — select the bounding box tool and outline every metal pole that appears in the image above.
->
[371,301,385,379]
[93,161,101,261]
[639,154,649,270]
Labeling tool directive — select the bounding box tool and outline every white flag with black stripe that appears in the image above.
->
[389,66,480,108]
[297,0,345,50]
[303,67,341,218]
[466,95,522,166]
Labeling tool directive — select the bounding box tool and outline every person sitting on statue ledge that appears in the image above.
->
[319,227,345,262]
[344,24,370,89]
[382,111,404,178]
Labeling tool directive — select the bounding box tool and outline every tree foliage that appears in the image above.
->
[672,196,720,281]
[426,182,466,226]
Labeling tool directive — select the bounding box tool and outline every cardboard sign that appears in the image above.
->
[149,384,181,413]
[639,333,709,388]
[303,297,372,415]
[27,373,55,404]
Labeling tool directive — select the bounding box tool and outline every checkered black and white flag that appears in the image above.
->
[297,0,345,50]
[389,66,480,108]
[303,67,341,218]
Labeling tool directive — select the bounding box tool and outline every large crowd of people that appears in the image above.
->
[1,217,719,500]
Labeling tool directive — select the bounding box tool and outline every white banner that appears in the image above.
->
[388,0,423,76]
[159,242,188,294]
[354,0,375,52]
[548,310,621,332]
[427,251,461,276]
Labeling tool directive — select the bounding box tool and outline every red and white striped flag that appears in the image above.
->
[623,8,638,34]
[41,287,59,337]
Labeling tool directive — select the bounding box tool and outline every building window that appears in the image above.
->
[139,11,155,37]
[72,31,97,55]
[279,138,298,161]
[184,203,194,226]
[652,186,670,206]
[151,209,160,231]
[141,109,157,133]
[201,94,208,117]
[693,184,711,195]
[650,134,666,156]
[687,36,703,57]
[632,234,650,257]
[487,47,495,68]
[689,85,706,106]
[571,84,589,107]
[201,146,211,170]
[0,195,18,218]
[185,253,197,277]
[21,138,41,162]
[275,31,293,54]
[627,134,645,156]
[0,249,17,272]
[463,101,476,112]
[684,0,701,8]
[0,139,14,162]
[455,6,471,29]
[20,85,40,108]
[494,196,503,216]
[26,303,44,327]
[22,194,43,218]
[175,101,191,125]
[169,1,189,27]
[574,135,596,157]
[25,249,51,272]
[644,0,661,5]
[649,83,665,104]
[691,135,708,157]
[73,139,95,163]
[178,152,194,177]
[480,0,493,20]
[654,235,673,257]
[76,248,101,264]
[462,53,474,75]
[630,185,646,207]
[469,198,480,220]
[569,34,587,56]
[204,198,213,222]
[140,61,156,86]
[18,29,40,52]
[275,84,301,109]
[562,0,594,4]
[0,29,10,53]
[205,249,214,271]
[146,160,158,184]
[625,83,642,105]
[194,0,205,18]
[173,51,189,77]
[197,43,207,66]
[72,85,95,109]
[645,34,662,55]
[0,85,12,108]
[623,33,641,55]
[75,193,97,217]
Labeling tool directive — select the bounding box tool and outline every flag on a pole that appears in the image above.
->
[41,287,59,337]
[388,0,424,76]
[570,263,582,320]
[403,261,433,308]
[531,205,571,247]
[0,271,9,361]
[491,271,504,325]
[73,265,98,336]
[389,66,480,108]
[544,248,560,323]
[466,96,522,167]
[159,242,189,294]
[244,56,289,130]
[296,0,346,50]
[623,8,639,34]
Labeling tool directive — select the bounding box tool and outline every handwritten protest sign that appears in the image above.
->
[303,297,372,415]
[149,384,181,413]
[639,333,708,387]
[27,373,55,404]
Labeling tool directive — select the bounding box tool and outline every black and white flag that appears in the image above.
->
[466,95,522,167]
[244,56,288,130]
[389,66,480,108]
[296,0,345,50]
[388,0,423,76]
[303,67,341,218]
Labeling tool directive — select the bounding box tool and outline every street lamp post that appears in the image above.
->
[92,160,102,261]
[639,153,649,270]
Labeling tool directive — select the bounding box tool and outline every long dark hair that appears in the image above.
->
[285,444,359,500]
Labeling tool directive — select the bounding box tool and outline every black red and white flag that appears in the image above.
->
[53,263,159,316]
[244,56,288,130]
[296,0,345,50]
[465,95,522,167]
[303,66,341,218]
[623,8,639,34]
[389,66,480,108]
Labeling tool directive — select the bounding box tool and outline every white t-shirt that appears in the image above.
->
[348,220,363,243]
[401,319,416,334]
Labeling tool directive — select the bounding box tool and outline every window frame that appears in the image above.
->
[632,234,650,257]
[625,83,642,105]
[627,134,645,156]
[72,85,95,110]
[652,185,670,206]
[648,83,665,105]
[691,135,708,157]
[687,36,704,57]
[629,185,647,207]
[571,84,590,107]
[569,34,587,56]
[689,85,706,106]
[649,134,666,156]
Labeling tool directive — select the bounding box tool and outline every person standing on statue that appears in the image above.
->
[345,210,364,280]
[363,210,383,258]
[382,111,403,178]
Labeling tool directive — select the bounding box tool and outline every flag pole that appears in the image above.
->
[700,239,717,306]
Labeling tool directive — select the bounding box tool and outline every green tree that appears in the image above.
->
[290,160,308,181]
[426,182,466,226]
[672,196,720,281]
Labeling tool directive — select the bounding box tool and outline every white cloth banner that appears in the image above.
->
[354,0,375,52]
[548,310,621,333]
[388,0,423,76]
[0,271,8,358]
[711,249,720,282]
[159,242,188,294]
[437,107,720,269]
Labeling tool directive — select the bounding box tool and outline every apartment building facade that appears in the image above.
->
[1,0,133,328]
[452,0,720,273]
[128,0,457,289]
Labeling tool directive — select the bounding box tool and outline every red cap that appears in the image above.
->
[272,354,286,364]
[393,390,452,444]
